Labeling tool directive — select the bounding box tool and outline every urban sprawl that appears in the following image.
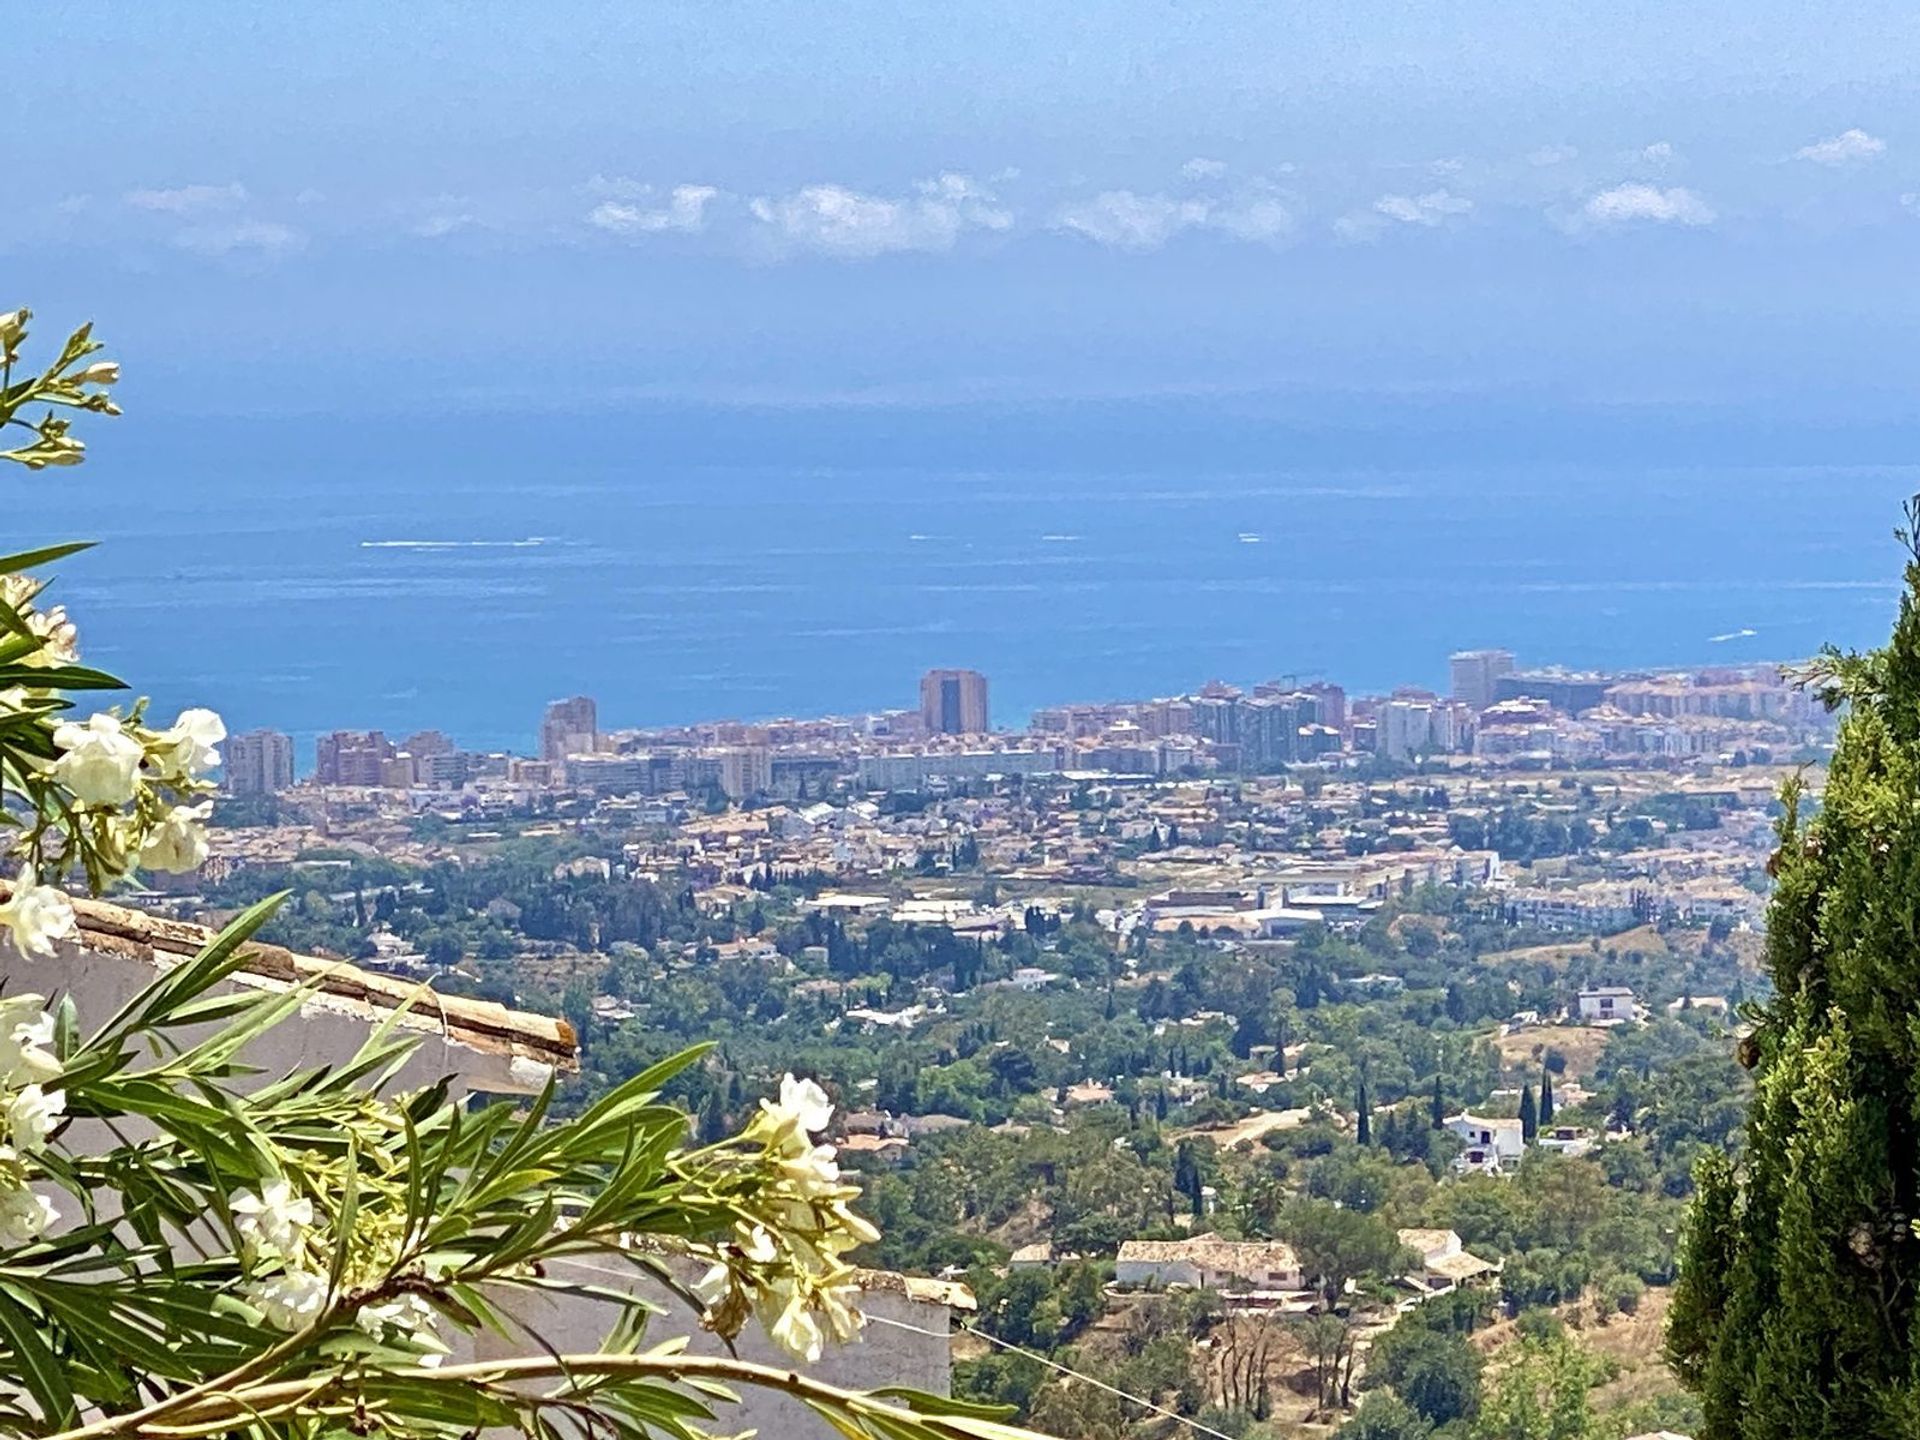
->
[212,650,1829,944]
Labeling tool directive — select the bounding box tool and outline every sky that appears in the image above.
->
[8,3,1920,436]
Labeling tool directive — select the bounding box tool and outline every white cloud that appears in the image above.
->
[1211,195,1293,243]
[1053,188,1290,250]
[1640,141,1676,164]
[125,182,248,214]
[172,220,304,257]
[414,212,478,239]
[1581,183,1715,226]
[749,174,1010,258]
[1334,189,1473,242]
[1182,157,1228,181]
[1528,145,1579,167]
[1056,192,1208,249]
[1373,189,1474,227]
[589,185,719,236]
[1795,128,1886,166]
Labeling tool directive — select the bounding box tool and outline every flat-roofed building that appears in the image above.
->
[918,669,990,735]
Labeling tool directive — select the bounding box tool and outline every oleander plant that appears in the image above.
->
[0,308,1040,1440]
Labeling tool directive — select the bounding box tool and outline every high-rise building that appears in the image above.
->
[224,729,295,795]
[1378,700,1435,762]
[1302,681,1348,732]
[1449,649,1515,712]
[315,731,393,786]
[402,730,456,758]
[918,669,990,735]
[540,696,599,761]
[1240,694,1309,770]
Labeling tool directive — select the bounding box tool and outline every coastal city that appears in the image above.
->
[206,648,1825,953]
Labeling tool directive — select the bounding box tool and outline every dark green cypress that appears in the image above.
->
[1519,1083,1537,1142]
[1356,1080,1371,1145]
[1671,498,1920,1438]
[1539,1066,1555,1124]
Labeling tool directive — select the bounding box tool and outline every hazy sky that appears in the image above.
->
[11,3,1920,429]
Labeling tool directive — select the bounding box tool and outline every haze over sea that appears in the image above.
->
[23,400,1917,757]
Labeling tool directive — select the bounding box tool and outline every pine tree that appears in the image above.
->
[1539,1066,1555,1124]
[1356,1080,1372,1145]
[1518,1083,1537,1142]
[1670,498,1920,1437]
[697,1084,728,1145]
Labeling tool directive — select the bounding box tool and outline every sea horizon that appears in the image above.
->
[20,400,1914,757]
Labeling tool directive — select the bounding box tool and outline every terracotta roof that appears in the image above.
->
[1117,1235,1300,1280]
[1396,1228,1460,1260]
[56,892,577,1071]
[852,1267,976,1312]
[1426,1250,1499,1281]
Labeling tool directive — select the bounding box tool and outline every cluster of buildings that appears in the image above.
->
[200,656,1812,942]
[222,652,1827,808]
[1110,1226,1498,1309]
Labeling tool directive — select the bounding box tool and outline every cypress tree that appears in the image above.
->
[1539,1067,1555,1125]
[1670,498,1920,1437]
[1518,1083,1537,1142]
[1431,1072,1446,1130]
[1356,1080,1371,1145]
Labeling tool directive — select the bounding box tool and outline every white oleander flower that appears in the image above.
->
[694,1261,732,1309]
[71,362,119,387]
[247,1268,329,1331]
[0,998,59,1088]
[5,1086,63,1153]
[21,605,76,667]
[0,871,75,961]
[737,1223,778,1264]
[231,1178,315,1256]
[140,800,213,873]
[0,1183,57,1245]
[761,1279,824,1363]
[775,1143,844,1199]
[818,1281,865,1342]
[758,1073,833,1152]
[829,1202,881,1247]
[358,1291,438,1340]
[51,713,143,805]
[148,708,225,783]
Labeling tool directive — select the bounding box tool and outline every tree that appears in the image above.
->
[1284,1199,1415,1306]
[1538,1067,1554,1125]
[1472,1331,1597,1440]
[1431,1072,1446,1130]
[1518,1083,1537,1142]
[1369,1324,1483,1427]
[1669,499,1920,1438]
[0,312,1042,1440]
[1341,1393,1432,1440]
[1356,1079,1372,1145]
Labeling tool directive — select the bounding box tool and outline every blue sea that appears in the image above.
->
[17,401,1918,758]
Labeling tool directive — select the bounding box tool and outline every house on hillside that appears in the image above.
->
[1444,1113,1526,1175]
[1536,1124,1595,1158]
[1115,1235,1304,1295]
[1577,985,1640,1024]
[1396,1229,1500,1295]
[12,891,971,1440]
